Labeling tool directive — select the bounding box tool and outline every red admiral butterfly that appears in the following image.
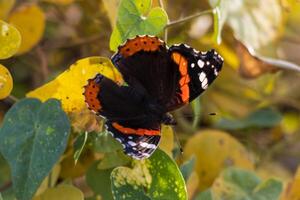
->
[84,35,223,159]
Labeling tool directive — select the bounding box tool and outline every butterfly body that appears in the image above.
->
[84,35,223,159]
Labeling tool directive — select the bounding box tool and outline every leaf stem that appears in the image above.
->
[158,0,169,42]
[165,9,213,29]
[8,95,19,102]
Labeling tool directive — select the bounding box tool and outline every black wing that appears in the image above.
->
[83,74,161,159]
[165,44,224,111]
[111,35,179,109]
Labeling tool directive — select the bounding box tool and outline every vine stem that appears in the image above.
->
[165,9,213,29]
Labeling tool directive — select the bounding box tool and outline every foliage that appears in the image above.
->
[0,0,300,200]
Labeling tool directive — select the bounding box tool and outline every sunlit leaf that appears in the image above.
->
[280,167,300,200]
[183,130,254,191]
[159,125,174,156]
[0,98,70,200]
[110,0,168,51]
[0,64,13,99]
[35,164,61,196]
[27,57,123,113]
[8,4,45,54]
[102,0,120,28]
[73,131,88,165]
[33,185,84,200]
[209,0,282,49]
[211,167,283,200]
[111,149,187,200]
[0,20,21,59]
[0,0,15,20]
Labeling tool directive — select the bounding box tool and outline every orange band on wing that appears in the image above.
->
[112,122,160,136]
[119,36,164,58]
[171,52,190,102]
[83,79,101,112]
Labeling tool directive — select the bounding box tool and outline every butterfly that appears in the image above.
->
[83,35,223,160]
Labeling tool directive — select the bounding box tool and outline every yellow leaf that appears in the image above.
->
[159,125,174,157]
[101,0,119,28]
[0,64,13,99]
[33,185,84,200]
[9,4,45,54]
[43,0,75,5]
[27,57,123,113]
[35,164,61,196]
[280,167,300,200]
[0,0,15,20]
[183,129,254,191]
[0,20,21,59]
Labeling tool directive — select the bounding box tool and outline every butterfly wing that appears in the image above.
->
[84,74,161,159]
[84,74,149,120]
[165,44,224,111]
[106,121,160,160]
[111,35,179,108]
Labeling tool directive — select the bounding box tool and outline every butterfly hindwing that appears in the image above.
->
[106,121,161,160]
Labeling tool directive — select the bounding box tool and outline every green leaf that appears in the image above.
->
[91,131,123,153]
[180,156,196,182]
[212,8,221,44]
[208,0,282,49]
[191,97,201,128]
[194,189,213,200]
[211,167,283,200]
[86,161,114,200]
[111,149,187,200]
[109,0,168,51]
[216,107,282,130]
[0,98,70,200]
[0,193,2,200]
[73,131,88,165]
[252,179,283,200]
[98,151,131,170]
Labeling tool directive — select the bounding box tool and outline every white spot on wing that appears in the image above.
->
[199,72,206,82]
[128,141,137,146]
[206,61,210,65]
[191,63,195,68]
[140,142,156,149]
[197,60,205,68]
[184,44,190,48]
[193,49,199,54]
[214,68,218,76]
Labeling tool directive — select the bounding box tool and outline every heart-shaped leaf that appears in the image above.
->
[0,98,70,200]
[111,149,187,200]
[110,0,168,51]
[211,167,283,200]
